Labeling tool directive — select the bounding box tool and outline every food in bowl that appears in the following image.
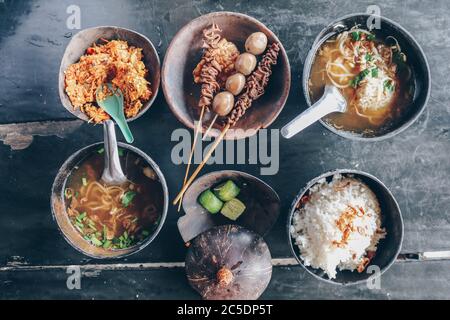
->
[64,39,152,123]
[192,25,279,130]
[174,24,281,206]
[198,179,246,220]
[64,147,164,250]
[309,26,414,134]
[290,174,386,279]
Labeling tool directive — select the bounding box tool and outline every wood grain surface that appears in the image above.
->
[0,0,449,299]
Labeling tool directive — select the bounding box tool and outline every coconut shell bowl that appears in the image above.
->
[59,26,161,122]
[162,11,291,140]
[185,225,272,300]
[178,170,281,243]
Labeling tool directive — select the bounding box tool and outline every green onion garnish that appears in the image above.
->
[384,80,395,92]
[350,69,370,88]
[97,147,105,154]
[367,33,376,41]
[118,148,124,157]
[351,31,360,41]
[371,67,379,78]
[102,240,112,249]
[90,235,102,247]
[64,188,72,199]
[121,191,137,208]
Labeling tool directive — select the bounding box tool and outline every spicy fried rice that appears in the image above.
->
[64,39,152,123]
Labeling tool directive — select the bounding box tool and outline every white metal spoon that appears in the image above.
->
[281,85,347,139]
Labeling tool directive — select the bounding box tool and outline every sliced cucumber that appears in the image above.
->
[213,180,240,201]
[221,198,246,221]
[198,189,223,214]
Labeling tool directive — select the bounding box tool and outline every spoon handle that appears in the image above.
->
[102,120,127,185]
[116,115,134,144]
[281,85,347,139]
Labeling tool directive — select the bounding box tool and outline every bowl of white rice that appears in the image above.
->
[288,169,403,285]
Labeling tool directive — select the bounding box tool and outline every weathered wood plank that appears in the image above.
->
[0,0,449,299]
[1,261,450,299]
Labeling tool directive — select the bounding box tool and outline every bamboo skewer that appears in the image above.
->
[177,106,206,211]
[202,114,218,141]
[173,124,230,205]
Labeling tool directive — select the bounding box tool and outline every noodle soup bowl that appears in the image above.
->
[51,142,169,259]
[302,13,430,141]
[287,169,404,285]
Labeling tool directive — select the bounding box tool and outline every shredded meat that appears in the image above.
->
[64,40,152,123]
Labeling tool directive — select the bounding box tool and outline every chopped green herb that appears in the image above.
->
[82,177,88,186]
[365,53,372,62]
[351,31,360,41]
[97,147,105,154]
[371,67,379,78]
[102,240,112,249]
[74,221,84,229]
[78,212,87,220]
[90,235,102,247]
[367,33,376,41]
[118,148,125,157]
[64,188,72,199]
[121,191,137,208]
[142,230,150,237]
[350,68,370,88]
[384,80,395,92]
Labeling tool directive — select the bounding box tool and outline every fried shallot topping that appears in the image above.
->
[332,205,360,248]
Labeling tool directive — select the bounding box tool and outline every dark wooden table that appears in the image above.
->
[0,0,449,299]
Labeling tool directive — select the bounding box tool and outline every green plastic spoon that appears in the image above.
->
[96,84,134,143]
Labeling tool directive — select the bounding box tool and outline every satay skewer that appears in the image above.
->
[174,42,280,206]
[177,106,205,211]
[174,124,230,205]
[178,23,228,210]
[202,114,219,141]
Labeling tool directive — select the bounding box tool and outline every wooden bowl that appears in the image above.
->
[162,12,291,140]
[58,26,161,122]
[178,170,280,243]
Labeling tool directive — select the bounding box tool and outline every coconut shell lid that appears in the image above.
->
[185,224,272,300]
